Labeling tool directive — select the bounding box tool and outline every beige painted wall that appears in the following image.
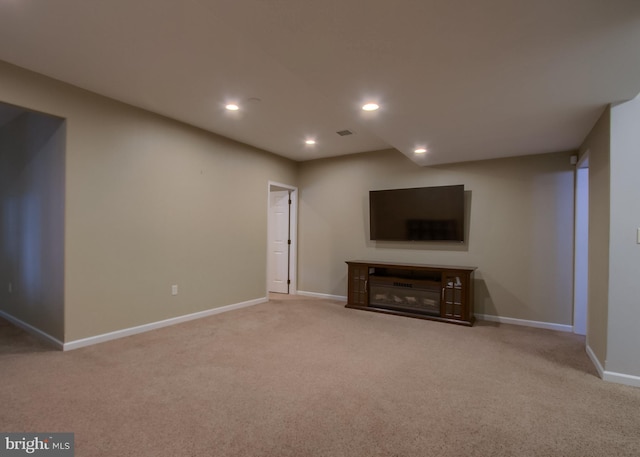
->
[0,110,65,340]
[578,106,610,365]
[0,61,298,342]
[608,96,640,377]
[298,149,575,325]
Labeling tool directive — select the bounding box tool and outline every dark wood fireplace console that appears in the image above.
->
[346,260,476,326]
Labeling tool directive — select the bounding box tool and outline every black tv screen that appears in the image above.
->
[369,185,465,242]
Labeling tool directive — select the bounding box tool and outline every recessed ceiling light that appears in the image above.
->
[305,139,316,145]
[414,148,427,154]
[225,104,239,111]
[362,103,379,111]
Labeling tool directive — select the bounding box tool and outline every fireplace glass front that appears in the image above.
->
[369,277,441,316]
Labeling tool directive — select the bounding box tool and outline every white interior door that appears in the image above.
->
[268,190,290,293]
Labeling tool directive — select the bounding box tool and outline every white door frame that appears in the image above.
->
[573,152,589,335]
[267,181,298,294]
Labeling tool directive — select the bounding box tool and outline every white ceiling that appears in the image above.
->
[1,0,639,166]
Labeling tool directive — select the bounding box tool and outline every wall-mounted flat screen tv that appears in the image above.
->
[369,185,465,242]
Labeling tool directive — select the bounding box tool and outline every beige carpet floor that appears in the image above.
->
[1,294,639,456]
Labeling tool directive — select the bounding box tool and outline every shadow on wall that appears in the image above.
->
[474,277,496,317]
[333,273,347,299]
[474,274,534,322]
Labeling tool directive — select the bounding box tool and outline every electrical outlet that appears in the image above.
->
[171,285,178,296]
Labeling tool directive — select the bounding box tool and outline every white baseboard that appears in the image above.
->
[585,344,605,378]
[475,313,573,332]
[296,290,347,301]
[0,310,64,350]
[602,371,640,388]
[63,296,267,351]
[586,344,640,388]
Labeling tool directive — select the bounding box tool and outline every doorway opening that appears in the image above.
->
[573,153,589,335]
[0,101,66,345]
[267,182,297,295]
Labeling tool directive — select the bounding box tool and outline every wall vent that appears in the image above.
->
[336,129,353,136]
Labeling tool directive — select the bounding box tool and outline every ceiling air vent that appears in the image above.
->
[336,129,353,136]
